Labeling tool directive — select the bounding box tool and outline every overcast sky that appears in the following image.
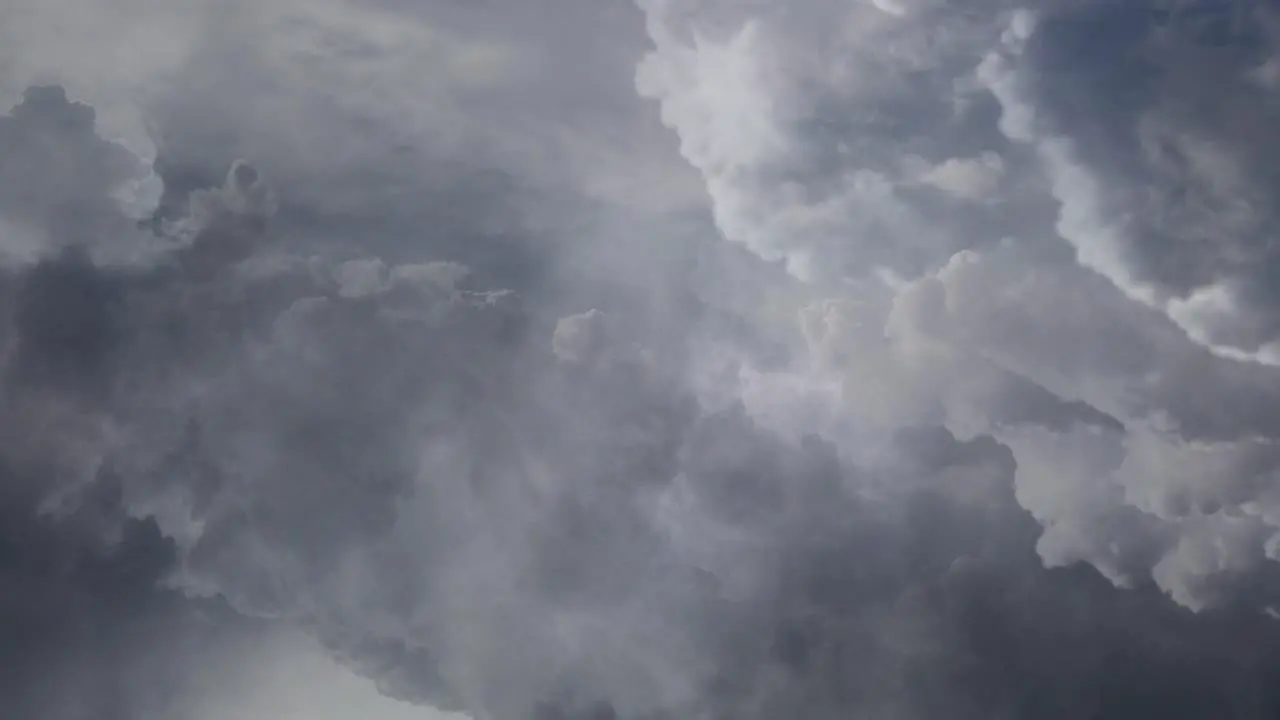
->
[6,1,1280,719]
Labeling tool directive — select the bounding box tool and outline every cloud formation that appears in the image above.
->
[9,1,1280,719]
[638,0,1280,617]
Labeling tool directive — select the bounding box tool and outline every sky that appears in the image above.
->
[6,1,1280,719]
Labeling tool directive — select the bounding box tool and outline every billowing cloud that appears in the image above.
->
[9,1,1280,719]
[980,1,1280,364]
[636,0,1280,620]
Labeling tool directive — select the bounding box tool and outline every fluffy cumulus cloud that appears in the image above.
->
[10,1,1280,720]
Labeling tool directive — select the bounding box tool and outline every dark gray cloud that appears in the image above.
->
[0,475,253,720]
[0,86,150,262]
[8,0,1280,719]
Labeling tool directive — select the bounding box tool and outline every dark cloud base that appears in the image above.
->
[0,480,256,720]
[7,78,1280,720]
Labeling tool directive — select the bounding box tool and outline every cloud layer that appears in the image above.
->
[8,1,1280,719]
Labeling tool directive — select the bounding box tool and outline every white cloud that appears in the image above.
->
[913,152,1005,200]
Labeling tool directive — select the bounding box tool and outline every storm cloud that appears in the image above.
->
[8,1,1280,719]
